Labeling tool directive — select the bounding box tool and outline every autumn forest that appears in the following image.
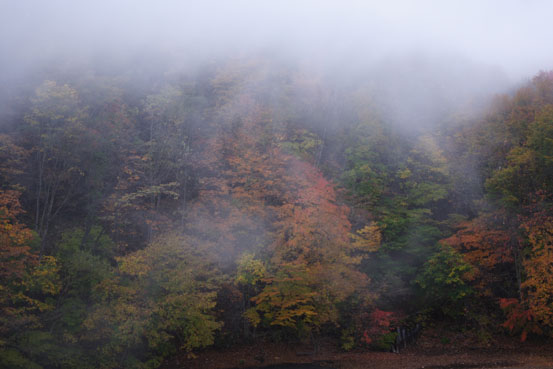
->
[1,53,553,368]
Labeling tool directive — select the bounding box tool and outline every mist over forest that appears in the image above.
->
[2,2,553,369]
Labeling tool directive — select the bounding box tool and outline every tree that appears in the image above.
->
[442,213,517,298]
[416,244,475,317]
[0,190,61,368]
[84,234,221,368]
[517,193,553,334]
[22,81,87,257]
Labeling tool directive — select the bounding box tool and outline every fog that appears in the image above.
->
[1,1,553,130]
[2,1,553,75]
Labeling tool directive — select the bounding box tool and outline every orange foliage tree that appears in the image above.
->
[442,211,517,297]
[0,190,61,365]
[0,190,36,281]
[181,71,380,338]
[517,193,553,334]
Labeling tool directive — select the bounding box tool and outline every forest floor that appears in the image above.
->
[163,328,553,369]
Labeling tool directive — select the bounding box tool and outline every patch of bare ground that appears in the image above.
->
[163,330,553,369]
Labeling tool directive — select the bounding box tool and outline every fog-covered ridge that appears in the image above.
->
[2,1,553,78]
[5,1,552,132]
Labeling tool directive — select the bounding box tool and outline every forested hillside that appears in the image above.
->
[1,58,553,368]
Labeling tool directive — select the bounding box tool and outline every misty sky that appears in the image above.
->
[1,0,553,81]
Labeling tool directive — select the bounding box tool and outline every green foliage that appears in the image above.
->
[371,332,398,351]
[280,129,322,161]
[340,327,356,351]
[485,146,535,207]
[483,78,553,208]
[341,118,390,208]
[46,226,115,357]
[236,253,266,286]
[416,244,475,315]
[0,347,42,369]
[58,226,115,260]
[0,254,62,369]
[342,123,452,310]
[84,234,221,367]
